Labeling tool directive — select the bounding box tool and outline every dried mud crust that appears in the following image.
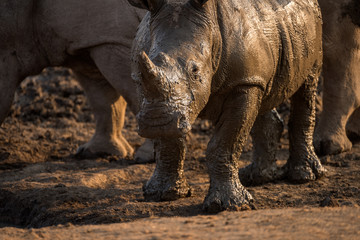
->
[0,69,360,228]
[203,179,255,213]
[143,175,192,201]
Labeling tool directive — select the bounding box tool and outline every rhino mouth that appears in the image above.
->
[137,110,190,138]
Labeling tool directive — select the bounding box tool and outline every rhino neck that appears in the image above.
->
[209,0,240,95]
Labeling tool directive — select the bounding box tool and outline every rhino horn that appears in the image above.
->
[139,51,166,99]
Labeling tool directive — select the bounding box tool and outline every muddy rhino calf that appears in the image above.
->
[0,0,154,162]
[129,0,325,211]
[314,0,360,155]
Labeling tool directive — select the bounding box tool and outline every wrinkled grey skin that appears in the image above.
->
[314,0,360,156]
[0,0,154,161]
[130,0,326,212]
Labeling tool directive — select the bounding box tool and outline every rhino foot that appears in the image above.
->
[285,153,326,183]
[143,176,191,201]
[314,133,352,156]
[203,179,254,213]
[75,135,134,159]
[239,162,285,186]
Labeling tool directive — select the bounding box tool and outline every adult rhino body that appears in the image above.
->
[0,0,152,161]
[130,0,325,211]
[314,0,360,155]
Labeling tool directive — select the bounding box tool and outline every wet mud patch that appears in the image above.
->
[0,69,360,228]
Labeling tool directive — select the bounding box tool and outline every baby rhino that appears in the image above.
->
[129,0,325,211]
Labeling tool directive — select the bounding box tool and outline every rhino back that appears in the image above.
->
[35,0,144,64]
[212,0,322,111]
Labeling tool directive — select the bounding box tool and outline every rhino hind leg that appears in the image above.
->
[314,113,354,157]
[0,82,17,126]
[313,17,359,156]
[285,76,326,183]
[203,86,263,213]
[87,44,154,162]
[0,54,21,126]
[239,109,285,186]
[72,69,134,159]
[143,138,191,201]
[313,81,354,156]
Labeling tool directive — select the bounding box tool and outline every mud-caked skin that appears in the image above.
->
[314,0,360,156]
[239,110,285,186]
[129,0,325,212]
[143,138,191,201]
[0,0,155,162]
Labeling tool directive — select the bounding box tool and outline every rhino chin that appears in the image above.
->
[138,118,191,139]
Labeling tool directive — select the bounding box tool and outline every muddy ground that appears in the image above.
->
[0,68,360,239]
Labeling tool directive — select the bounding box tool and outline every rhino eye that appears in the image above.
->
[189,61,201,82]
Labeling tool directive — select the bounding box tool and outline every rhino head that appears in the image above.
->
[129,0,221,138]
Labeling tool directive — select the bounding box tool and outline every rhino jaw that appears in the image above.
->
[136,106,191,138]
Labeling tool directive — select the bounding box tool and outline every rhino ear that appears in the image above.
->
[128,0,165,12]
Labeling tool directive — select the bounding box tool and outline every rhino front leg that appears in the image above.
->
[239,109,284,186]
[203,86,263,213]
[314,88,356,156]
[143,137,191,201]
[286,76,326,182]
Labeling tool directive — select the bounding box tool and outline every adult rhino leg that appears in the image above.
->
[143,137,191,201]
[203,86,263,213]
[0,54,21,126]
[88,44,154,162]
[314,82,355,156]
[73,69,134,159]
[314,23,359,156]
[239,109,284,186]
[0,82,17,126]
[285,76,326,182]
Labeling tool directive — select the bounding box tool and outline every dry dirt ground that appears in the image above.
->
[1,68,360,239]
